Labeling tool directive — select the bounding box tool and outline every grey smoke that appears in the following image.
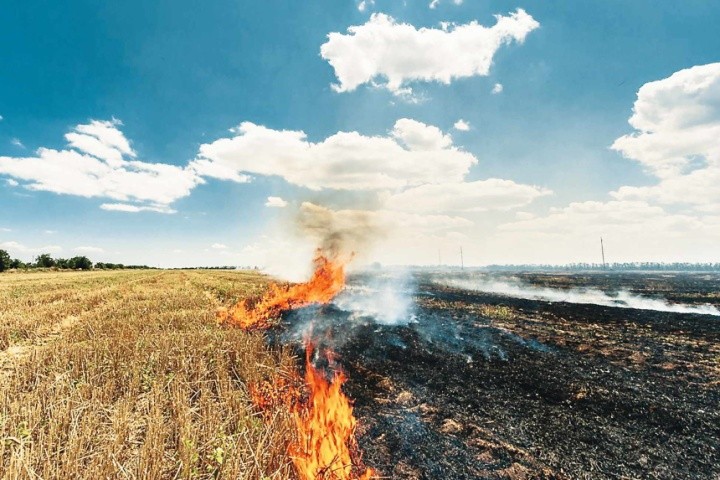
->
[296,202,384,258]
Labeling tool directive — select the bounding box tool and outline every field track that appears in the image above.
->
[0,270,297,479]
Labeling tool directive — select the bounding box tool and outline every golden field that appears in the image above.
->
[0,270,297,479]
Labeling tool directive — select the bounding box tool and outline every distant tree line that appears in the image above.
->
[484,262,720,272]
[0,250,152,272]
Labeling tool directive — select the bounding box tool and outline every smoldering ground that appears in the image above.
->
[270,271,720,479]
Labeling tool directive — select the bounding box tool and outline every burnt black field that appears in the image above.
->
[277,271,720,480]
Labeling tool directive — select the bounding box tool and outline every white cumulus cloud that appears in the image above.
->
[453,119,470,131]
[492,83,504,94]
[611,63,720,208]
[0,119,203,213]
[192,118,477,190]
[211,243,228,249]
[265,196,288,208]
[320,10,539,95]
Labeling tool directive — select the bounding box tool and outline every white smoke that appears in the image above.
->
[332,269,416,325]
[441,276,720,316]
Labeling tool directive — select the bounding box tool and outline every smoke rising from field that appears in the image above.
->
[257,202,386,281]
[296,202,385,260]
[441,276,720,316]
[332,270,416,325]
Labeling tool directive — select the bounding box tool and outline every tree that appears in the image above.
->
[0,249,11,272]
[69,256,92,270]
[35,253,56,268]
[9,258,25,269]
[55,258,69,269]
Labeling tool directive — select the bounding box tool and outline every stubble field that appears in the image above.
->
[0,270,297,479]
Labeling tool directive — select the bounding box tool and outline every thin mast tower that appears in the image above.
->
[600,237,606,269]
[460,246,464,270]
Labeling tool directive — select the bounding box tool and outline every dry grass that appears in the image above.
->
[0,270,298,479]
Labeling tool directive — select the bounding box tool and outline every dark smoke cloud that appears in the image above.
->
[296,202,385,259]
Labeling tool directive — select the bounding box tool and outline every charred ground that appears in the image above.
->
[278,272,720,479]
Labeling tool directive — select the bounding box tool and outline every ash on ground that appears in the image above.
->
[275,271,720,480]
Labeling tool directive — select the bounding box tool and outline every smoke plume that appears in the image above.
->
[296,202,385,260]
[440,275,720,316]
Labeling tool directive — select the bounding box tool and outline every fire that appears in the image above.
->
[223,251,376,479]
[290,347,375,480]
[217,252,347,330]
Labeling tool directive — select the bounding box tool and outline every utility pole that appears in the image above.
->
[600,237,606,269]
[460,246,464,270]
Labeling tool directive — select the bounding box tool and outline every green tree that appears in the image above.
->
[35,253,56,268]
[69,256,93,270]
[0,249,11,272]
[9,258,25,269]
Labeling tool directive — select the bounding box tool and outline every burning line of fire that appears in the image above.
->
[218,252,376,480]
[217,253,347,330]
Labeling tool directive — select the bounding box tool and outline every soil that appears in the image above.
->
[278,272,720,480]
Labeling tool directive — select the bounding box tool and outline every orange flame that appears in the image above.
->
[289,346,375,480]
[223,250,375,479]
[217,252,347,330]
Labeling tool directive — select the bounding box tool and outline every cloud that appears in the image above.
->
[11,138,24,148]
[429,0,463,9]
[499,200,669,234]
[193,118,477,190]
[357,0,374,12]
[481,64,720,264]
[0,241,62,255]
[611,63,720,208]
[493,200,720,263]
[188,158,251,183]
[0,227,11,232]
[265,196,288,208]
[211,243,228,249]
[73,246,104,254]
[385,179,552,213]
[492,83,504,94]
[100,203,177,214]
[5,178,19,187]
[43,230,57,234]
[320,10,539,95]
[453,119,470,131]
[0,119,203,213]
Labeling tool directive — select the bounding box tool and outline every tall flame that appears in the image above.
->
[217,252,346,330]
[290,347,375,480]
[220,251,375,479]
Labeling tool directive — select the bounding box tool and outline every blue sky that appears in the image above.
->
[1,1,719,270]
